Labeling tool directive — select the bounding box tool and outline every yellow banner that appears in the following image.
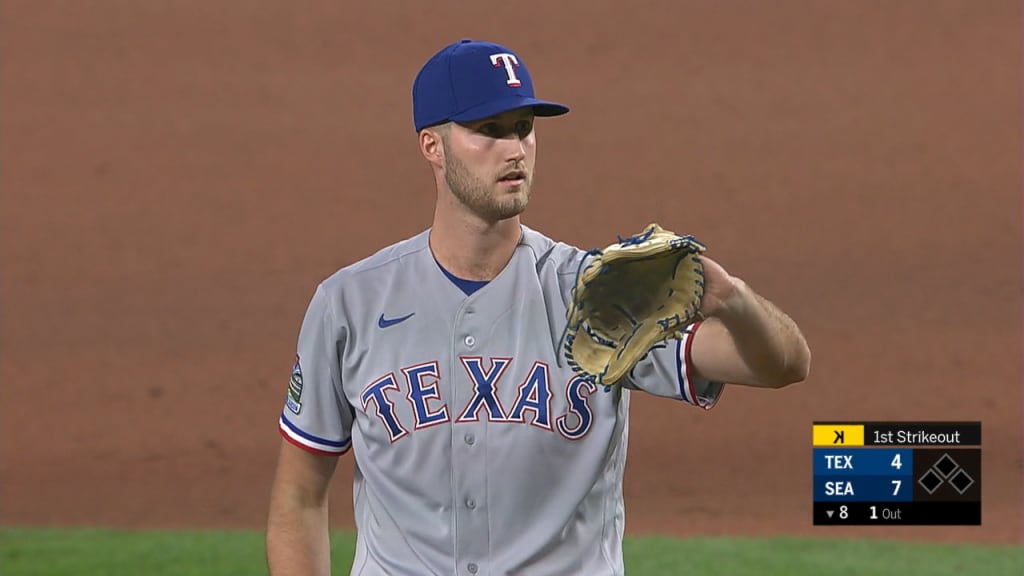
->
[813,424,864,446]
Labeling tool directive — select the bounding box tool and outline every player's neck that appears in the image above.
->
[429,208,521,282]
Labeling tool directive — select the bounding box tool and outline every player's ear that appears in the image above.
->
[419,126,446,168]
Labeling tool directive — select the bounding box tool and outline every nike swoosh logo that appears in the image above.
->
[378,312,415,329]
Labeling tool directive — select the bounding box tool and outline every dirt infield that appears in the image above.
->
[1,0,1020,547]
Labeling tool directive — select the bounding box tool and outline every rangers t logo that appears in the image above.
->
[490,53,522,87]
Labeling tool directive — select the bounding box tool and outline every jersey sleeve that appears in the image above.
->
[278,283,355,456]
[620,321,725,410]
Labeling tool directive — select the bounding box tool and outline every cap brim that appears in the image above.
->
[449,96,570,124]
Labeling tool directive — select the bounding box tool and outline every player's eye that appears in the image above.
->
[476,119,533,140]
[478,123,503,138]
[515,120,534,138]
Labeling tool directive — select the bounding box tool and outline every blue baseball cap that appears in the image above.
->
[412,39,570,132]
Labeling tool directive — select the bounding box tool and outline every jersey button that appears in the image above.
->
[466,498,476,509]
[467,562,478,574]
[464,335,475,347]
[464,434,475,445]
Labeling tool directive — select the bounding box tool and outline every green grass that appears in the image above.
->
[622,535,1023,575]
[1,527,1021,575]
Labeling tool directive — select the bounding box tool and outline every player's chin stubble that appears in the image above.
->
[444,152,531,221]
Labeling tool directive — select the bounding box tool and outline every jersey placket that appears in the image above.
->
[450,300,491,576]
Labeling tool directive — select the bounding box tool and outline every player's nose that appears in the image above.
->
[504,136,527,162]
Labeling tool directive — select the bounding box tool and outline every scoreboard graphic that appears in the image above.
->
[812,422,981,525]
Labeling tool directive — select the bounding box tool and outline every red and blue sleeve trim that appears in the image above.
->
[675,321,721,410]
[279,412,352,456]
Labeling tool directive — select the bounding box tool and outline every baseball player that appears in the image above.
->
[266,39,811,576]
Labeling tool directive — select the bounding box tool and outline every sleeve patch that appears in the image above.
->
[286,355,303,414]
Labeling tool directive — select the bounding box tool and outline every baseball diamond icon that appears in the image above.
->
[918,452,975,495]
[948,469,975,494]
[933,453,959,478]
[918,469,943,494]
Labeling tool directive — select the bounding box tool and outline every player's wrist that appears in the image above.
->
[707,277,750,322]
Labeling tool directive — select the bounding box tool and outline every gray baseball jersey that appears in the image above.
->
[278,225,724,576]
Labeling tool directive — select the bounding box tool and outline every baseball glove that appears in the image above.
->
[560,223,707,387]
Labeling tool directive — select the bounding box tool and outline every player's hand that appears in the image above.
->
[696,255,743,319]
